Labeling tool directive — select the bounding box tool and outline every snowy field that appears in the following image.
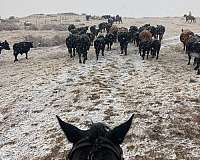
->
[0,15,200,160]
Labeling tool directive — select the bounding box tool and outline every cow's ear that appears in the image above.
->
[56,116,84,144]
[4,40,7,43]
[107,114,134,144]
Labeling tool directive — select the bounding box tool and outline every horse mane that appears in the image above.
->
[87,123,111,142]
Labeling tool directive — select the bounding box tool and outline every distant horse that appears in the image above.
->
[86,15,91,21]
[24,21,33,29]
[115,15,122,24]
[184,14,196,23]
[57,114,134,160]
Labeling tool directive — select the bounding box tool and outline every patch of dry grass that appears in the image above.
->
[24,34,66,47]
[0,22,20,31]
[40,24,68,31]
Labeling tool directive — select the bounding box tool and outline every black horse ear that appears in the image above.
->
[56,116,84,144]
[108,114,134,144]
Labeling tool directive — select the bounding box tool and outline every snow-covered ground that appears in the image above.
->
[0,16,200,160]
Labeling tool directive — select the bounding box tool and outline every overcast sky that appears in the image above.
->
[1,0,200,18]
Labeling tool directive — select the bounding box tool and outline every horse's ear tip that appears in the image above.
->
[56,115,60,120]
[130,114,134,120]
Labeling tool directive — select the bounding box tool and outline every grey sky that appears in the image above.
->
[1,0,200,18]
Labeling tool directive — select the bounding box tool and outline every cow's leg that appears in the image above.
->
[193,58,197,66]
[14,52,18,62]
[85,51,88,60]
[78,53,82,63]
[160,34,163,41]
[25,52,28,59]
[139,47,142,56]
[188,54,191,65]
[194,60,199,70]
[124,45,127,55]
[151,50,154,58]
[68,48,73,58]
[83,52,87,64]
[156,50,159,60]
[102,48,105,56]
[197,69,200,75]
[120,44,123,54]
[96,50,99,61]
[73,48,76,57]
[147,51,149,59]
[142,51,145,60]
[110,42,113,50]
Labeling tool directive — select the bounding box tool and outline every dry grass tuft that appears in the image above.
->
[40,24,68,31]
[24,35,66,47]
[0,22,20,31]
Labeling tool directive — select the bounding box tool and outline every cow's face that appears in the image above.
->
[30,42,34,48]
[3,40,10,50]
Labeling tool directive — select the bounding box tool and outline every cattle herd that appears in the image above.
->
[0,15,200,74]
[66,21,165,63]
[180,29,200,74]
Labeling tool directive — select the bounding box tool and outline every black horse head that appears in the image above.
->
[57,114,134,160]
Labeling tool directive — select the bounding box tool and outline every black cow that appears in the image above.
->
[186,34,200,74]
[118,32,129,55]
[129,26,139,44]
[68,24,76,32]
[105,23,112,33]
[105,33,115,50]
[98,22,107,33]
[147,26,157,39]
[108,17,114,25]
[86,15,91,21]
[139,40,152,60]
[76,34,91,64]
[151,39,161,59]
[0,40,10,54]
[138,24,150,33]
[66,34,78,58]
[86,33,95,46]
[70,26,88,35]
[156,25,165,41]
[94,35,106,61]
[90,25,99,37]
[102,15,111,19]
[13,42,33,62]
[115,15,122,24]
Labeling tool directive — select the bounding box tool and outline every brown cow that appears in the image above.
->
[180,29,194,51]
[139,30,152,42]
[118,27,128,33]
[109,25,118,42]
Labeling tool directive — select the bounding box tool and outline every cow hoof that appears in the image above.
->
[197,70,200,75]
[194,66,198,70]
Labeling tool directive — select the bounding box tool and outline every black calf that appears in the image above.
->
[156,25,165,41]
[105,33,114,50]
[151,39,161,59]
[139,40,152,60]
[87,33,95,46]
[66,34,78,58]
[94,36,106,61]
[76,34,91,64]
[13,42,33,62]
[118,32,129,55]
